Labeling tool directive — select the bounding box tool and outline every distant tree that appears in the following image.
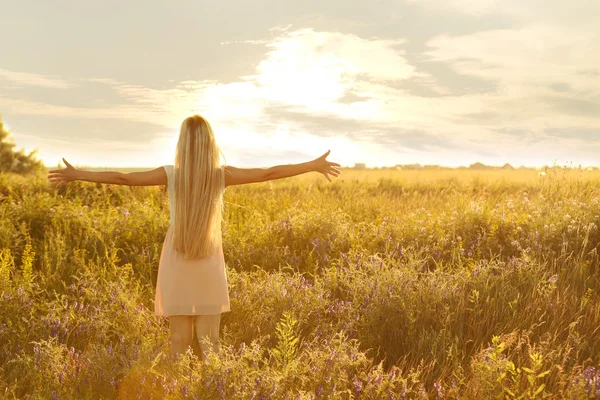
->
[0,114,45,174]
[469,162,488,170]
[398,164,423,170]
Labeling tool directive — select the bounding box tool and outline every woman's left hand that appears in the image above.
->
[48,158,78,186]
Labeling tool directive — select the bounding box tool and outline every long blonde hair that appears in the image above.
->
[172,114,225,260]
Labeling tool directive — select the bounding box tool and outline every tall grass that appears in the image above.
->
[0,168,599,399]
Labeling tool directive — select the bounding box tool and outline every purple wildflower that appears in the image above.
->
[353,375,363,395]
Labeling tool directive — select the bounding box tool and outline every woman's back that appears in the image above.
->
[155,164,230,316]
[163,164,226,228]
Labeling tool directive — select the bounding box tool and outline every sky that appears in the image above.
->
[0,0,599,169]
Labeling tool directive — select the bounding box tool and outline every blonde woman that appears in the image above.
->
[47,114,341,360]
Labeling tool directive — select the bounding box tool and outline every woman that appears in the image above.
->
[47,114,341,360]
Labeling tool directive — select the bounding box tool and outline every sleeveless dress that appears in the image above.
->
[154,164,231,317]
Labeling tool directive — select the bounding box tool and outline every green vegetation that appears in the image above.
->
[0,115,45,175]
[1,168,599,399]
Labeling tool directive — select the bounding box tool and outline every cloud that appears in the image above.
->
[545,128,600,142]
[404,0,507,16]
[3,21,599,168]
[0,68,75,89]
[418,22,600,135]
[241,28,414,110]
[425,25,600,90]
[404,0,600,21]
[0,95,174,127]
[261,104,464,152]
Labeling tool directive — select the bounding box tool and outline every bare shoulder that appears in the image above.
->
[223,165,237,187]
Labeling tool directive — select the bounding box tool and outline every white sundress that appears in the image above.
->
[154,164,230,316]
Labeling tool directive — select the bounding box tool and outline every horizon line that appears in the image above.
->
[42,162,599,171]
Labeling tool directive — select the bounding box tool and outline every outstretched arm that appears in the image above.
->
[225,150,341,187]
[48,158,167,186]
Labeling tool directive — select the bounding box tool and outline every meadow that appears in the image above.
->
[1,167,599,399]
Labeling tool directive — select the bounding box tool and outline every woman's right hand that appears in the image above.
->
[48,158,78,186]
[311,150,341,182]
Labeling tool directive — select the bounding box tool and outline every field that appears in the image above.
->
[1,168,599,399]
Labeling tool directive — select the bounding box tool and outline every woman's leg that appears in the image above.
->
[194,314,221,360]
[167,315,193,357]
